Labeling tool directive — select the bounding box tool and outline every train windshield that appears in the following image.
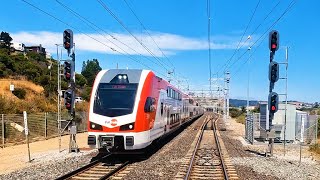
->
[93,83,138,117]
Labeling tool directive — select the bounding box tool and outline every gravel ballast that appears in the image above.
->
[0,115,206,180]
[123,115,206,180]
[0,150,98,180]
[219,117,320,180]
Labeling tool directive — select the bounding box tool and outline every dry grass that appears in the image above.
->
[75,101,89,112]
[0,78,53,113]
[0,78,44,98]
[235,114,246,124]
[310,143,320,155]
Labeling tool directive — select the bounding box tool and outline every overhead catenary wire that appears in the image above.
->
[121,0,187,82]
[216,0,261,75]
[231,0,297,79]
[121,0,188,85]
[220,0,282,74]
[20,0,168,78]
[122,0,174,69]
[96,0,171,72]
[53,0,168,76]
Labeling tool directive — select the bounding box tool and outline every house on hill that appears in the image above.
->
[10,42,25,54]
[24,44,46,56]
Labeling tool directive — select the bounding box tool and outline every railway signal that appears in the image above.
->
[64,89,74,113]
[269,30,279,53]
[269,61,279,83]
[268,92,279,114]
[63,29,73,54]
[63,61,74,81]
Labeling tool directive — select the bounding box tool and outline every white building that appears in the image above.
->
[10,42,25,52]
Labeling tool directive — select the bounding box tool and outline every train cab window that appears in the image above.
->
[93,83,138,117]
[144,97,156,112]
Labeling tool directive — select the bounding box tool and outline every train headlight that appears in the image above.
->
[90,122,103,130]
[120,122,135,131]
[123,75,127,80]
[118,75,123,79]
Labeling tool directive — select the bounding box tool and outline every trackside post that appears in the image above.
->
[23,111,31,162]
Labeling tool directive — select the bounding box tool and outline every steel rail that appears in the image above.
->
[55,153,111,180]
[184,115,210,180]
[213,117,229,180]
[99,161,130,180]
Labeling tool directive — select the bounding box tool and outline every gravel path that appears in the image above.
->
[123,114,206,180]
[0,150,98,180]
[219,117,320,180]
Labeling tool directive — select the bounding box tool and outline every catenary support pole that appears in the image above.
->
[283,46,289,156]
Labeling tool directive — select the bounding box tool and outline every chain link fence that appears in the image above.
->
[245,112,318,145]
[245,114,254,144]
[0,112,87,148]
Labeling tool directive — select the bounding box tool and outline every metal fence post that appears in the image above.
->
[44,112,47,139]
[2,114,4,148]
[316,115,318,144]
[251,115,254,144]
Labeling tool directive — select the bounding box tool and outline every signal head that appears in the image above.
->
[63,61,74,81]
[269,61,279,83]
[269,30,279,52]
[64,89,74,112]
[63,29,73,50]
[268,92,279,114]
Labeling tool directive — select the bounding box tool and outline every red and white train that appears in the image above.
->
[87,69,203,151]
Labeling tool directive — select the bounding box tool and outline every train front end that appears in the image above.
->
[87,69,155,151]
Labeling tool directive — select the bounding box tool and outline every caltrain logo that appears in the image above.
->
[111,119,117,126]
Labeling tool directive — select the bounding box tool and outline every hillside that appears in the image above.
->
[0,78,57,113]
[229,99,259,107]
[0,46,100,114]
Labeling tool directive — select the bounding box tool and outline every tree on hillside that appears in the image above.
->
[0,31,13,49]
[75,73,87,87]
[81,59,102,86]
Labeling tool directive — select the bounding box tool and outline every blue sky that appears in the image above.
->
[1,0,319,102]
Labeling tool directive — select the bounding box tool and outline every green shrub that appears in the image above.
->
[12,88,26,99]
[229,108,242,118]
[81,86,92,101]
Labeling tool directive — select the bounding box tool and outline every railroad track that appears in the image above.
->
[56,154,131,180]
[175,113,238,180]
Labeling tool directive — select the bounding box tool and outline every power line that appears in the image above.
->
[20,0,167,78]
[216,0,261,74]
[231,0,297,79]
[122,0,174,69]
[53,0,168,76]
[222,0,281,73]
[121,0,188,82]
[96,0,171,72]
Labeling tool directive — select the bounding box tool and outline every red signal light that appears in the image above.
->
[271,106,276,111]
[64,42,70,48]
[272,44,277,49]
